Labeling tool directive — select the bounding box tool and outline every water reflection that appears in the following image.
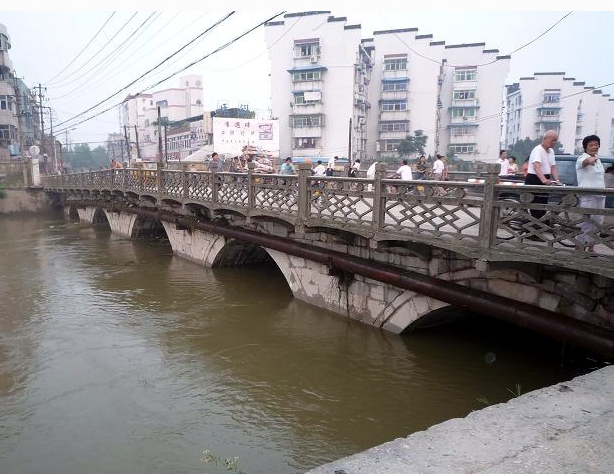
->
[0,216,590,474]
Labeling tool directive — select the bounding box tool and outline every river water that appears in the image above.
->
[0,214,594,474]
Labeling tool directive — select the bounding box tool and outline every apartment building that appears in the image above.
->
[0,23,41,160]
[121,75,204,160]
[368,31,509,161]
[505,72,614,154]
[265,11,510,162]
[265,12,369,160]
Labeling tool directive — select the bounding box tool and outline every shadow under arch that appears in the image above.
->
[92,208,110,229]
[68,205,80,223]
[131,214,169,240]
[211,238,275,268]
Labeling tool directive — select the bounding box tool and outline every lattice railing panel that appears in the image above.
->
[186,172,213,202]
[307,178,374,226]
[381,181,483,242]
[216,173,249,207]
[162,170,183,199]
[254,175,299,215]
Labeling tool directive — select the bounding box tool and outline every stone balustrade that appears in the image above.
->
[42,162,614,279]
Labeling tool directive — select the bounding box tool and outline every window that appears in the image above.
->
[294,91,321,104]
[292,115,321,127]
[543,92,560,103]
[294,137,317,149]
[454,68,477,81]
[381,101,407,111]
[384,58,407,70]
[380,122,407,132]
[382,80,408,91]
[449,144,476,154]
[0,95,13,110]
[453,90,476,100]
[541,109,558,116]
[0,124,16,140]
[292,71,322,82]
[450,125,476,136]
[156,100,168,108]
[383,140,401,151]
[144,119,150,127]
[296,43,320,57]
[451,107,476,117]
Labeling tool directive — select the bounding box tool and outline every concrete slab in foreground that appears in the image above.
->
[307,365,614,474]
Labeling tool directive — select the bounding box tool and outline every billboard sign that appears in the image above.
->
[212,117,279,156]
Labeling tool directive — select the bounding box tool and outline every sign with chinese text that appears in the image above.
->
[212,118,279,156]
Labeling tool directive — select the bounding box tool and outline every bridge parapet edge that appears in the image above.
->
[44,167,614,279]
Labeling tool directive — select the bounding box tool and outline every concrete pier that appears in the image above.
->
[307,365,613,474]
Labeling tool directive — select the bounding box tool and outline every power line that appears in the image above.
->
[45,12,139,87]
[379,11,573,69]
[55,12,237,129]
[48,12,165,100]
[55,11,285,134]
[44,12,116,84]
[49,12,158,91]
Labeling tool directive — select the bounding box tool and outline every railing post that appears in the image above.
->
[156,162,164,200]
[247,162,256,211]
[138,163,144,193]
[211,168,219,205]
[182,163,189,201]
[297,163,311,228]
[371,163,388,232]
[478,163,500,252]
[121,167,127,193]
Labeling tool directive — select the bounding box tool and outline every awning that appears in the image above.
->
[287,66,328,73]
[381,77,409,83]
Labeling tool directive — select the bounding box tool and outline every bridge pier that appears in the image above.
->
[103,210,138,238]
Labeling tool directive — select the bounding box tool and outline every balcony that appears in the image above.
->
[382,69,409,80]
[291,102,324,115]
[450,116,477,124]
[379,110,409,121]
[381,90,409,101]
[291,126,322,138]
[451,98,479,107]
[448,134,476,144]
[379,130,407,140]
[536,116,561,123]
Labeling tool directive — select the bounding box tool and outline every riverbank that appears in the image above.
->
[307,365,613,474]
[0,188,52,214]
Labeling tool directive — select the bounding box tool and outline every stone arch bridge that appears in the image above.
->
[44,164,614,356]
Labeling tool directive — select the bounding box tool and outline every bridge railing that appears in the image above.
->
[41,162,614,277]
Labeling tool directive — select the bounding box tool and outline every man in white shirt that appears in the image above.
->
[498,150,510,177]
[432,154,444,180]
[395,159,413,180]
[524,130,560,220]
[313,160,326,176]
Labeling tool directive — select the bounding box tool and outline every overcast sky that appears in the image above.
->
[1,5,613,147]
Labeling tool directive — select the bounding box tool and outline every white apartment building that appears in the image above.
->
[505,72,614,154]
[122,75,204,160]
[265,12,369,160]
[265,11,510,162]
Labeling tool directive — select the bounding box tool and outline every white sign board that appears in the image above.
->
[212,117,279,156]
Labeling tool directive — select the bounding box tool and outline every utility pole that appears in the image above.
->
[48,109,56,172]
[157,106,163,163]
[36,83,44,148]
[12,76,24,156]
[347,117,352,171]
[123,125,131,159]
[164,124,168,164]
[134,125,141,159]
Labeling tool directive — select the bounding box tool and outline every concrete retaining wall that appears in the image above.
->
[307,365,614,474]
[0,188,52,214]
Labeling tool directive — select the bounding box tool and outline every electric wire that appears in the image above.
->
[55,12,237,129]
[48,12,166,100]
[45,12,138,87]
[54,11,285,134]
[44,12,116,84]
[48,12,158,91]
[379,11,573,69]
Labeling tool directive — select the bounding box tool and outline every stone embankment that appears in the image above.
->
[307,365,613,474]
[0,188,52,214]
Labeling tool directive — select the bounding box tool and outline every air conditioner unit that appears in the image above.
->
[310,56,318,63]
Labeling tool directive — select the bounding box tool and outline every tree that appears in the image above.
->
[64,143,108,170]
[397,130,428,157]
[508,137,563,162]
